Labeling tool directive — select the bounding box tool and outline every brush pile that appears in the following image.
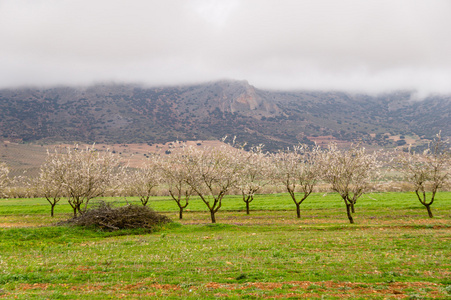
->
[64,201,171,231]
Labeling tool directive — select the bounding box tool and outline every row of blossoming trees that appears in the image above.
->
[0,135,450,224]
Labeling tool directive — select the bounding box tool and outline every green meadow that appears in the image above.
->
[0,192,450,299]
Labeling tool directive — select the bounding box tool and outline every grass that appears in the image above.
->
[0,192,450,299]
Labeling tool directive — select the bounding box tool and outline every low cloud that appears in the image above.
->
[1,0,451,95]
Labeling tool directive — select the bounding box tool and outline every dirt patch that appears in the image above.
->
[0,222,31,228]
[14,281,446,298]
[307,136,349,147]
[202,281,445,298]
[19,283,50,291]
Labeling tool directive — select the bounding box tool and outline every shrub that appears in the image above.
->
[62,201,171,231]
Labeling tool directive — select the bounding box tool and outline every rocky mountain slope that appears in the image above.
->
[0,80,449,151]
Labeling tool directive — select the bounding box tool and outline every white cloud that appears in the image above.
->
[1,0,451,95]
[191,0,240,28]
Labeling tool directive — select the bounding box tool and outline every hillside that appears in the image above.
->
[0,80,449,151]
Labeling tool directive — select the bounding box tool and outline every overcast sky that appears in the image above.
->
[1,0,451,95]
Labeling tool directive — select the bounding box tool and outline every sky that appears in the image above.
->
[1,0,451,95]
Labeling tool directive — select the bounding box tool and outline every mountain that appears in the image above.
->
[0,80,449,151]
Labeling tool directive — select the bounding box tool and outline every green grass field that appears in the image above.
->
[0,192,450,299]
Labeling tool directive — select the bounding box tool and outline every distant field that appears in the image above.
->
[0,192,450,299]
[0,140,226,177]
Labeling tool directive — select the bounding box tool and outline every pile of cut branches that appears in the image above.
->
[63,201,171,231]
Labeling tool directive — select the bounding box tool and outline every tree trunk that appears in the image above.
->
[73,206,77,217]
[77,204,83,215]
[179,207,183,219]
[246,201,250,215]
[425,204,434,218]
[346,203,354,224]
[350,202,355,213]
[50,204,55,217]
[210,210,216,223]
[296,203,301,219]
